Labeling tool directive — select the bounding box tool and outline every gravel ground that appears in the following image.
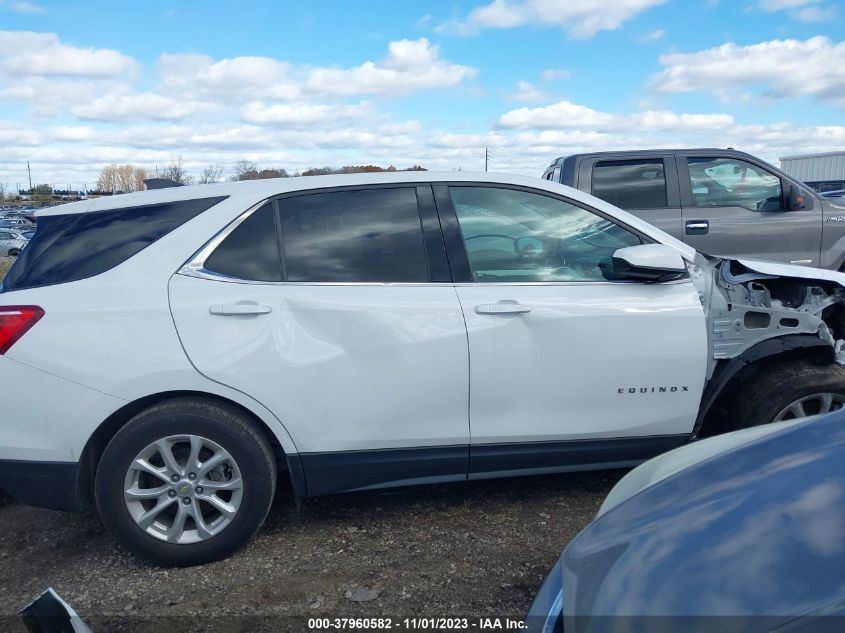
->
[0,470,622,632]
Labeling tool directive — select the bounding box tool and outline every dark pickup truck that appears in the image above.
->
[543,148,845,270]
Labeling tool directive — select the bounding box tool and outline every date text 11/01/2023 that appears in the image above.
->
[308,617,527,630]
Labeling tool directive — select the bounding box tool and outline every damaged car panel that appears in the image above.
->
[688,253,845,435]
[692,255,845,367]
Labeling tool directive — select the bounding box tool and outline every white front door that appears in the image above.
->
[169,188,470,495]
[439,185,708,475]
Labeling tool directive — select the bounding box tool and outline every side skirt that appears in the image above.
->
[297,435,690,497]
[469,435,690,478]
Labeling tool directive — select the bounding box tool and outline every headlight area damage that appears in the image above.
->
[691,254,845,437]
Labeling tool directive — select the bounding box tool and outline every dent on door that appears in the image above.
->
[168,274,471,495]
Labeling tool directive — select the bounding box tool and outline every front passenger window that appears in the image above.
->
[687,157,783,211]
[449,186,642,282]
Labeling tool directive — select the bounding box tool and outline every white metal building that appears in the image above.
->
[780,151,845,193]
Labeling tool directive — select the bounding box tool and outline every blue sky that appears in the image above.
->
[0,0,842,189]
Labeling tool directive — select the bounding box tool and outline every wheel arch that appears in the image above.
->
[694,334,835,438]
[75,390,306,509]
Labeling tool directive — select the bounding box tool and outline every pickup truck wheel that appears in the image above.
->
[727,360,845,429]
[95,398,276,567]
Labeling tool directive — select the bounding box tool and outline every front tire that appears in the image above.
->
[95,398,276,566]
[726,360,845,430]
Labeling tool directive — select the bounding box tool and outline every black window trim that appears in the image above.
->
[431,181,658,285]
[182,183,449,285]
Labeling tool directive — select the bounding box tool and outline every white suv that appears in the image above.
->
[2,172,845,566]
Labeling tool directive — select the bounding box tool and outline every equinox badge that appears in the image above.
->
[618,386,690,394]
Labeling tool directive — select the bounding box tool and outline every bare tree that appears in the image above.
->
[116,165,147,192]
[231,160,259,181]
[161,156,192,185]
[96,164,147,193]
[198,164,226,184]
[97,164,119,193]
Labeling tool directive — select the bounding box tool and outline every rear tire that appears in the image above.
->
[95,397,276,567]
[726,360,845,430]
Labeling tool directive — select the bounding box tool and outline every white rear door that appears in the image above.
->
[434,185,708,476]
[169,187,469,495]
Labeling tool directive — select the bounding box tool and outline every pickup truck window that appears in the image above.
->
[592,159,668,209]
[687,157,782,211]
[449,186,641,282]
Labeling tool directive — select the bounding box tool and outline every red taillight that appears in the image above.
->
[0,305,44,355]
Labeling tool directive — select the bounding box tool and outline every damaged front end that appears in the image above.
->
[689,254,845,436]
[690,254,845,377]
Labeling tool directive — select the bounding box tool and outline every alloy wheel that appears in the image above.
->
[123,435,243,544]
[773,392,845,422]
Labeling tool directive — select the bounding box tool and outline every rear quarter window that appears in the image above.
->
[2,196,227,292]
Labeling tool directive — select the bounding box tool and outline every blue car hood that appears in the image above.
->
[563,412,845,627]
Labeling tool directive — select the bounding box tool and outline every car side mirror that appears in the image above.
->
[787,184,813,211]
[608,244,688,283]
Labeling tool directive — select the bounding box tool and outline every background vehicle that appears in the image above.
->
[1,211,36,223]
[0,218,34,230]
[2,172,845,566]
[526,412,845,633]
[0,229,27,257]
[542,148,845,270]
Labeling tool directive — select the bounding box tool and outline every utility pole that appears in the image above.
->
[484,148,489,172]
[26,161,32,192]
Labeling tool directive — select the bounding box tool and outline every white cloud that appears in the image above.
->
[541,68,572,80]
[240,101,375,125]
[4,1,46,13]
[498,99,734,131]
[758,0,836,22]
[1,29,844,188]
[0,31,136,78]
[498,100,615,129]
[70,92,207,122]
[304,38,476,96]
[651,37,845,106]
[157,38,475,101]
[157,53,300,100]
[436,0,665,39]
[510,80,547,102]
[639,28,665,42]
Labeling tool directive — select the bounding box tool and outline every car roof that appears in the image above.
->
[34,170,696,260]
[550,148,756,165]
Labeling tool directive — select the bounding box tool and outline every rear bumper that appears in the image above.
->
[0,459,81,511]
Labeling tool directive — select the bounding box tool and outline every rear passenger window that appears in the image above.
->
[592,159,668,209]
[204,203,281,281]
[279,188,428,282]
[3,196,226,292]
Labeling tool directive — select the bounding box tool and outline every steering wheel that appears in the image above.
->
[465,234,519,248]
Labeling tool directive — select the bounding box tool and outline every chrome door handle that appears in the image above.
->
[685,220,709,235]
[475,302,532,315]
[209,303,272,316]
